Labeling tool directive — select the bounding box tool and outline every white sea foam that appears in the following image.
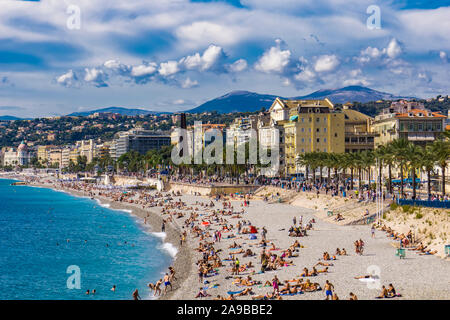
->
[95,199,110,208]
[160,242,178,257]
[151,232,167,240]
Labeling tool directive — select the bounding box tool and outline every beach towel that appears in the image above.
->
[249,234,257,240]
[227,289,245,295]
[280,291,304,296]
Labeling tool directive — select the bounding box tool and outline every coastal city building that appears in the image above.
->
[373,100,446,147]
[114,128,171,159]
[268,98,345,175]
[342,106,378,153]
[1,141,32,166]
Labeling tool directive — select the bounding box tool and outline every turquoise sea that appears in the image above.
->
[0,178,172,300]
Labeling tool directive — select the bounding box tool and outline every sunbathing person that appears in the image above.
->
[243,249,254,257]
[237,287,253,296]
[387,284,397,297]
[317,267,328,274]
[335,248,341,256]
[314,261,334,267]
[376,286,388,299]
[349,292,358,300]
[300,267,310,277]
[229,242,241,249]
[419,249,437,255]
[195,288,210,298]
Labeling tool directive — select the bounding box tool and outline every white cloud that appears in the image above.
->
[386,38,402,59]
[84,68,107,87]
[228,59,248,73]
[56,70,77,87]
[180,45,226,72]
[255,43,291,73]
[173,99,185,105]
[314,54,339,72]
[294,68,316,82]
[175,21,245,48]
[158,61,180,77]
[439,51,448,63]
[181,77,198,89]
[131,63,158,77]
[343,78,370,86]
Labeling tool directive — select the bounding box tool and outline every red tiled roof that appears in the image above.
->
[395,109,446,118]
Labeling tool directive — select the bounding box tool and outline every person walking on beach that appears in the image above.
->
[235,257,240,275]
[169,266,177,282]
[163,273,172,294]
[132,289,141,300]
[293,216,296,226]
[198,265,204,283]
[324,280,334,300]
[161,220,166,232]
[371,225,376,238]
[261,227,267,241]
[272,276,280,295]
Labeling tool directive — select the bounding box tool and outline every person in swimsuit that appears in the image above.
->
[272,276,280,295]
[324,280,334,300]
[163,273,172,294]
[132,289,141,300]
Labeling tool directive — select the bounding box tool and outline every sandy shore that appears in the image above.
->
[2,174,449,300]
[166,194,449,300]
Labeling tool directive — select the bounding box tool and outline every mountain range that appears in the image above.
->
[0,86,417,120]
[185,86,415,114]
[67,107,170,117]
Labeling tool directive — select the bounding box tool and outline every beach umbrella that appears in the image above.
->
[202,221,210,226]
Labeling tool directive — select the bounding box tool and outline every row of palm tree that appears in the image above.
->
[296,136,450,199]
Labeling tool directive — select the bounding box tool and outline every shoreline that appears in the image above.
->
[0,175,192,300]
[1,174,449,300]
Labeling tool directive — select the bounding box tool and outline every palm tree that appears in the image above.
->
[382,142,396,194]
[390,139,410,198]
[430,140,450,196]
[374,145,387,194]
[359,150,374,189]
[420,146,437,200]
[344,152,357,190]
[405,143,422,200]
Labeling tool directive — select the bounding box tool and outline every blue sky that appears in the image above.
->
[0,0,449,117]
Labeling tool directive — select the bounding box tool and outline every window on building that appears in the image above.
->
[317,138,320,142]
[316,128,320,132]
[324,128,327,132]
[335,133,338,137]
[301,138,305,142]
[324,148,327,152]
[316,118,320,122]
[324,138,327,142]
[301,128,304,132]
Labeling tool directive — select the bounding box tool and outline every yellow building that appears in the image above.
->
[268,98,345,175]
[342,107,378,153]
[48,148,62,167]
[69,147,80,164]
[37,145,57,165]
